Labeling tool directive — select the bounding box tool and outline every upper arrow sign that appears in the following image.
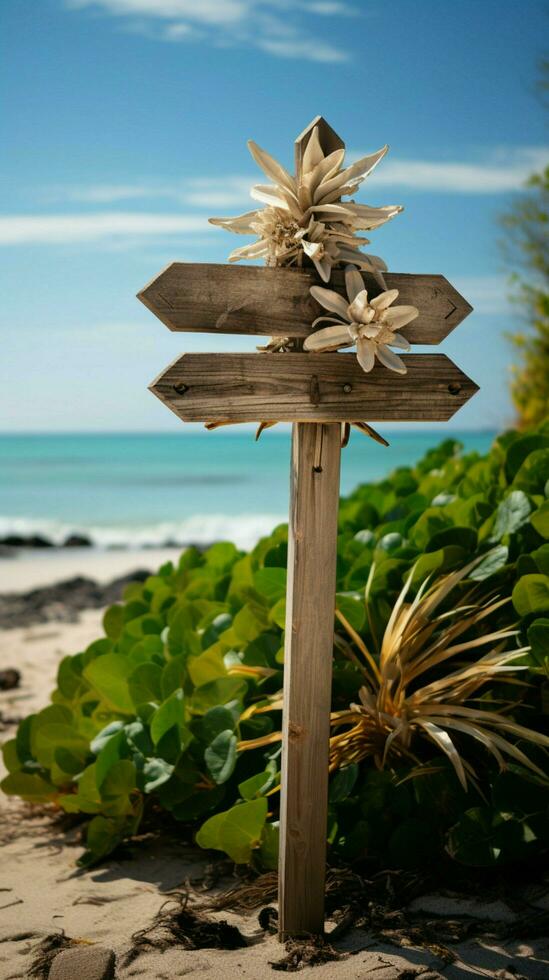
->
[150,352,478,423]
[138,263,472,344]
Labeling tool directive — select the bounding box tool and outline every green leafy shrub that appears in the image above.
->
[2,421,549,869]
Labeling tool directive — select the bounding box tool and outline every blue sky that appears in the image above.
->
[1,0,547,432]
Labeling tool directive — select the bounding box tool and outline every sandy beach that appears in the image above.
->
[0,548,183,593]
[1,556,548,980]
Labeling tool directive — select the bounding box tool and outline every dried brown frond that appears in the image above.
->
[238,561,549,789]
[330,561,549,787]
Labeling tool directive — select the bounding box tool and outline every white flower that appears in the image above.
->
[304,265,418,374]
[209,127,402,283]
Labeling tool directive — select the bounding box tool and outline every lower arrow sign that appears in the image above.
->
[150,352,478,423]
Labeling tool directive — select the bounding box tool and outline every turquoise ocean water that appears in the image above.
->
[0,431,496,550]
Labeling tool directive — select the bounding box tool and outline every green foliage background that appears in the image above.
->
[2,421,549,871]
[501,162,549,428]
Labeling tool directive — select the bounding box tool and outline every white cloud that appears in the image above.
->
[257,37,348,61]
[68,0,247,25]
[305,1,356,13]
[9,144,547,249]
[59,176,253,207]
[65,0,352,62]
[0,212,211,245]
[453,275,512,316]
[55,146,548,213]
[360,147,549,193]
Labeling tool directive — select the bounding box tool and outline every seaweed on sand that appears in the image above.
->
[121,889,247,966]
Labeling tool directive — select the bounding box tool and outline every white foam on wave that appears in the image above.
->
[0,513,285,552]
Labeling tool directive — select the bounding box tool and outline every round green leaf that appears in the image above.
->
[103,604,124,640]
[150,689,185,745]
[527,618,549,667]
[204,730,237,784]
[128,662,163,707]
[83,654,134,713]
[253,567,287,602]
[1,771,57,802]
[259,821,279,870]
[142,758,175,794]
[512,574,549,616]
[196,798,268,864]
[490,490,532,541]
[33,723,89,770]
[506,435,549,482]
[469,545,509,581]
[531,501,549,539]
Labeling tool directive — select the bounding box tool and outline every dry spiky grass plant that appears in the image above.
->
[330,560,549,788]
[239,560,549,790]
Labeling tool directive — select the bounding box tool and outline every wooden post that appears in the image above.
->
[138,114,478,941]
[277,115,346,941]
[278,423,341,937]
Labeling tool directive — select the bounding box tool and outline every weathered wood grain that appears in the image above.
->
[279,422,341,938]
[149,352,479,423]
[138,263,472,344]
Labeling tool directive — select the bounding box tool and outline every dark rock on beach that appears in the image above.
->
[0,668,21,690]
[0,534,54,549]
[0,569,151,630]
[62,533,93,548]
[0,532,93,550]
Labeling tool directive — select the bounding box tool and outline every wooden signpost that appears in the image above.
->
[139,118,477,940]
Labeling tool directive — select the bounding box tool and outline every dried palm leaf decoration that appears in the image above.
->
[209,120,418,439]
[238,559,549,791]
[209,133,401,284]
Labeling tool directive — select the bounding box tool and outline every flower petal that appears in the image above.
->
[301,125,324,175]
[228,239,269,260]
[337,248,376,268]
[304,322,352,351]
[311,255,333,283]
[339,250,388,289]
[344,265,365,303]
[347,289,370,322]
[247,140,296,194]
[370,289,399,311]
[310,148,346,193]
[376,344,407,374]
[340,145,389,184]
[208,210,261,234]
[388,332,411,350]
[308,202,355,217]
[302,239,323,258]
[311,315,344,328]
[346,203,403,230]
[383,305,419,329]
[359,322,383,339]
[367,254,389,272]
[356,337,376,373]
[250,184,291,209]
[314,146,388,203]
[314,182,361,206]
[310,285,350,318]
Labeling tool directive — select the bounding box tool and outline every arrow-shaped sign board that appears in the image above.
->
[139,263,472,344]
[139,115,478,942]
[151,352,478,423]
